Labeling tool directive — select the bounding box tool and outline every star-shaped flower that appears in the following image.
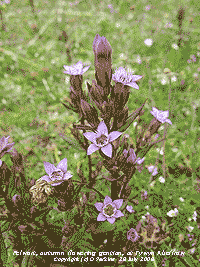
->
[40,158,73,186]
[63,61,90,75]
[150,107,172,125]
[83,121,122,158]
[112,67,142,89]
[94,195,124,224]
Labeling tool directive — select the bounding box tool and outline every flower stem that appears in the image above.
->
[120,217,130,231]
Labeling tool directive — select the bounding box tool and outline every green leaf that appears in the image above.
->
[118,99,148,132]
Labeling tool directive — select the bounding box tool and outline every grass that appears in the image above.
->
[0,0,200,266]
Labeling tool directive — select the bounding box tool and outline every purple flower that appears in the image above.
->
[63,61,90,75]
[40,158,73,186]
[135,157,145,165]
[0,0,10,5]
[126,205,134,213]
[127,228,139,242]
[150,107,172,125]
[147,166,158,176]
[95,195,124,224]
[112,67,142,90]
[83,121,122,158]
[0,136,15,165]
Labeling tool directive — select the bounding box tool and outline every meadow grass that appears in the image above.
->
[0,0,200,266]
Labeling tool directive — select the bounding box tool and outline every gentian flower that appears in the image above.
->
[127,228,139,242]
[94,195,124,224]
[126,205,134,213]
[63,61,90,75]
[0,136,15,166]
[40,158,73,186]
[147,165,158,176]
[83,120,122,158]
[150,107,172,125]
[112,67,142,90]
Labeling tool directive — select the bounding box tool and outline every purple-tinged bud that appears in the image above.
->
[127,148,137,164]
[127,228,140,242]
[88,79,105,107]
[110,82,130,112]
[80,99,100,129]
[93,34,112,91]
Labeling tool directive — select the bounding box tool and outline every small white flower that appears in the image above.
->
[159,176,165,183]
[144,39,153,46]
[171,76,177,82]
[186,225,194,232]
[136,55,142,64]
[150,181,156,187]
[192,211,197,222]
[133,122,138,127]
[172,44,179,50]
[188,217,192,221]
[161,77,168,85]
[167,208,178,217]
[145,205,149,210]
[147,165,158,176]
[179,197,184,202]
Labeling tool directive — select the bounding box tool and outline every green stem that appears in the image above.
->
[120,217,130,231]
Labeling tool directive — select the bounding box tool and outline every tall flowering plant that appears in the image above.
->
[0,34,177,266]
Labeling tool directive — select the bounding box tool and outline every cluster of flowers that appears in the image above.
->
[1,34,187,262]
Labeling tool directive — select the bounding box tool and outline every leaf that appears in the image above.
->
[0,230,8,265]
[118,98,148,132]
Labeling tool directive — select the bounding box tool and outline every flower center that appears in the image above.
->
[103,204,116,217]
[95,134,108,147]
[49,169,64,182]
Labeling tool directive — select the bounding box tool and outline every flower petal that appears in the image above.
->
[109,131,122,142]
[104,195,112,205]
[97,213,107,221]
[44,161,56,175]
[113,210,124,218]
[57,158,68,173]
[63,171,73,180]
[161,110,169,118]
[94,202,104,212]
[113,199,123,209]
[87,144,99,155]
[97,121,108,136]
[127,81,139,90]
[165,119,172,125]
[83,132,97,143]
[101,143,112,158]
[107,217,115,224]
[82,65,90,73]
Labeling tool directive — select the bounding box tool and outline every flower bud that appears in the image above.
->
[80,99,100,129]
[93,34,112,92]
[110,83,130,112]
[127,148,137,164]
